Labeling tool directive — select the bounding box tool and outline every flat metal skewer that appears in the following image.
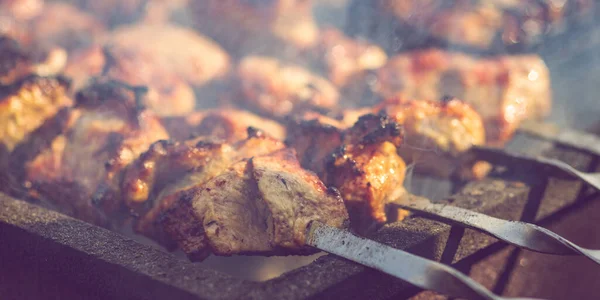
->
[393,196,600,265]
[471,146,600,191]
[307,221,542,300]
[518,122,600,157]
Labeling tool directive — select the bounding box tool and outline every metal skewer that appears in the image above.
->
[471,146,600,191]
[392,196,600,265]
[307,221,543,300]
[518,122,600,157]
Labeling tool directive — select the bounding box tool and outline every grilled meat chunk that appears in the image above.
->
[287,98,486,229]
[0,75,72,154]
[121,130,286,244]
[100,24,230,116]
[190,0,318,57]
[379,97,488,180]
[235,56,339,119]
[19,79,168,226]
[287,112,406,231]
[161,109,286,142]
[161,147,348,260]
[374,49,551,144]
[325,114,406,232]
[0,74,72,195]
[107,24,230,88]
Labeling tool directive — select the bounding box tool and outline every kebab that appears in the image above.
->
[372,48,551,145]
[7,78,168,226]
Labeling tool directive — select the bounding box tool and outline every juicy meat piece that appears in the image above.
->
[287,112,406,231]
[161,147,348,260]
[313,28,388,88]
[235,56,339,118]
[373,49,551,144]
[0,74,72,196]
[106,24,230,87]
[101,46,196,117]
[380,97,488,179]
[328,141,406,233]
[27,3,106,52]
[19,79,169,226]
[121,130,286,244]
[0,75,72,153]
[161,109,286,142]
[99,24,231,116]
[190,0,318,57]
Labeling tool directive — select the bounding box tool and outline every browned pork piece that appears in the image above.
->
[15,79,168,226]
[161,109,286,142]
[190,0,319,57]
[0,74,72,195]
[286,97,486,230]
[373,49,551,144]
[159,145,348,261]
[97,24,231,116]
[287,110,407,232]
[120,130,289,247]
[378,97,488,180]
[234,56,339,119]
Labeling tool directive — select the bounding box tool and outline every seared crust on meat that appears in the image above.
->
[0,75,72,153]
[327,142,405,233]
[161,109,286,142]
[21,79,168,226]
[235,56,339,119]
[122,130,286,244]
[374,49,551,144]
[287,111,406,232]
[162,147,348,260]
[380,97,488,180]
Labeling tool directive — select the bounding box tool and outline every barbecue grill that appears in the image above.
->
[1,1,600,299]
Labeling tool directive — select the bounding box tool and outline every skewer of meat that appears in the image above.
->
[10,78,168,227]
[372,49,551,145]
